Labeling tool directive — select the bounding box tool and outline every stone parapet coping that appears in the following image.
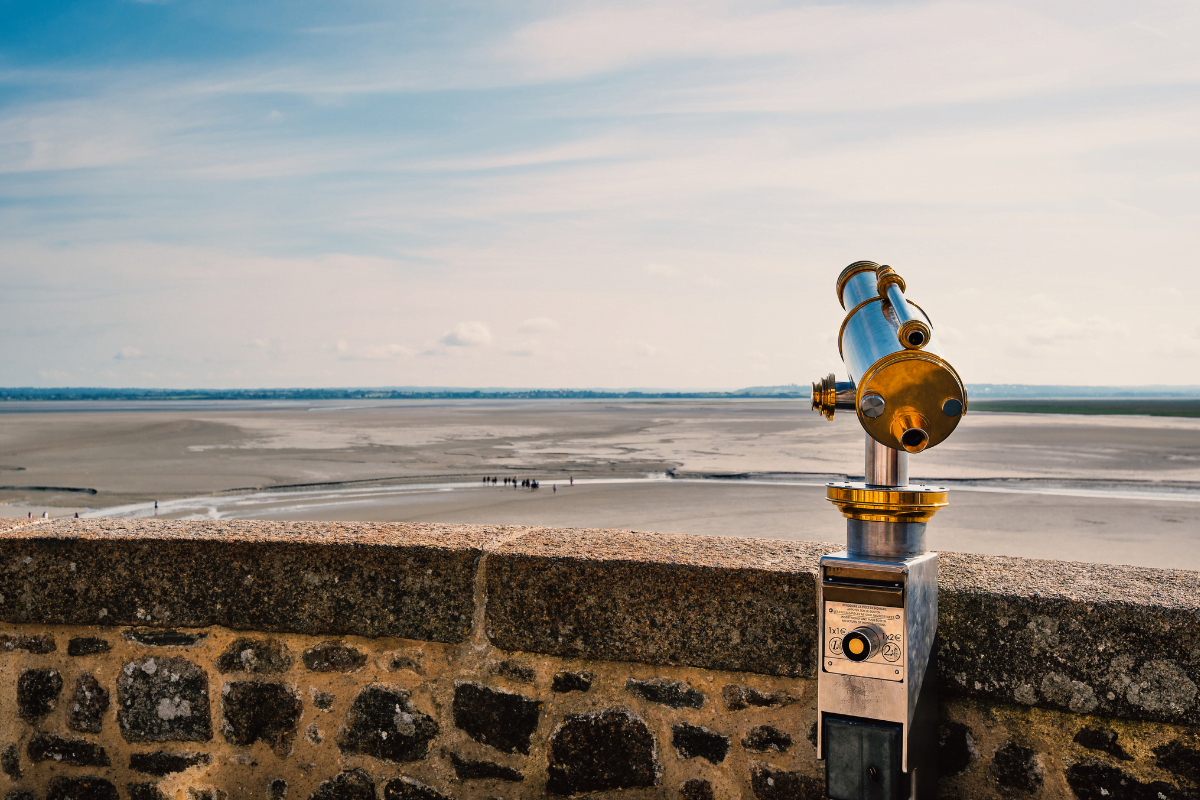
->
[1,519,1198,726]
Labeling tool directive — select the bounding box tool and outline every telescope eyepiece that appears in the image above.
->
[901,427,929,452]
[891,410,930,453]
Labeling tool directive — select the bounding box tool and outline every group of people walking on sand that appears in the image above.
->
[481,475,573,493]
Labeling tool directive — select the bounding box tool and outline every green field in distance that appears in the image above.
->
[970,399,1200,417]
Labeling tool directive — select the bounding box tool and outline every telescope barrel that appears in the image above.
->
[829,261,966,453]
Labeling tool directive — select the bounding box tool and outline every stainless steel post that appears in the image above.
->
[865,432,907,488]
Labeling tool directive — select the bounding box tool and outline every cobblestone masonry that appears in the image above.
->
[0,519,1196,799]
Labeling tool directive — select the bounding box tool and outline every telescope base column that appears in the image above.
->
[816,550,939,800]
[846,519,927,561]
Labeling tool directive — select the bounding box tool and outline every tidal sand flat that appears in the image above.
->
[1,399,1198,569]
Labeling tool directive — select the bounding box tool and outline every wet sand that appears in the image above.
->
[2,399,1198,569]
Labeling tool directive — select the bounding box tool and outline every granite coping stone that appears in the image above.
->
[0,519,497,642]
[484,528,837,678]
[2,519,1199,725]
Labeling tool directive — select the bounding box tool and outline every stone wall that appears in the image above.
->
[0,519,1197,800]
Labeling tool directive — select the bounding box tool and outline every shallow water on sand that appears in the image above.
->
[3,399,1198,570]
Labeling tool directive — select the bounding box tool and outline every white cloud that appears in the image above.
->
[518,317,560,333]
[114,346,142,360]
[439,322,493,347]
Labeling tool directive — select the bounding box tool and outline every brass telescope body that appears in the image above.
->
[813,261,967,455]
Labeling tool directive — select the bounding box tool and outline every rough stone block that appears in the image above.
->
[187,790,227,800]
[381,777,450,800]
[452,681,541,755]
[1154,738,1200,784]
[303,641,366,673]
[938,721,978,777]
[6,792,35,800]
[742,725,792,754]
[336,685,438,763]
[216,638,292,674]
[17,667,62,720]
[381,651,424,674]
[546,708,659,795]
[1073,727,1132,761]
[221,681,303,755]
[722,685,798,711]
[938,551,1200,725]
[749,761,824,800]
[127,785,168,800]
[627,677,704,709]
[679,778,714,800]
[1,743,20,778]
[1066,758,1190,800]
[46,776,119,800]
[129,751,212,776]
[552,671,593,693]
[70,672,110,733]
[486,530,831,676]
[671,723,729,764]
[117,656,212,743]
[68,637,111,656]
[0,520,488,643]
[312,690,335,710]
[126,629,207,647]
[487,659,535,683]
[444,750,523,782]
[1,632,55,653]
[267,779,288,800]
[990,741,1044,793]
[309,769,376,800]
[27,733,111,767]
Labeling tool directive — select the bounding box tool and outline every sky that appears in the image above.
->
[2,0,1199,389]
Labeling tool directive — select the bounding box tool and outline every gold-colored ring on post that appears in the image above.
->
[835,261,880,308]
[825,482,948,523]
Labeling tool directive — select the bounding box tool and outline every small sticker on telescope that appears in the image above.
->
[823,601,905,683]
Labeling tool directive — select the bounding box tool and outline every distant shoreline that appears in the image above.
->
[3,383,1200,404]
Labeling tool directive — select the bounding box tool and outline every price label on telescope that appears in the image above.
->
[823,601,905,682]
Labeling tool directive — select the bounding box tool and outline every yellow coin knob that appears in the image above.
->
[847,638,864,655]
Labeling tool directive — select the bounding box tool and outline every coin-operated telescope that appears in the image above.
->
[810,261,966,800]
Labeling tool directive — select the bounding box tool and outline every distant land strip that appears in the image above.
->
[1,384,1199,403]
[970,398,1200,417]
[0,387,805,401]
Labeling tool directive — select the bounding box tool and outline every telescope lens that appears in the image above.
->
[901,428,929,451]
[906,330,925,347]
